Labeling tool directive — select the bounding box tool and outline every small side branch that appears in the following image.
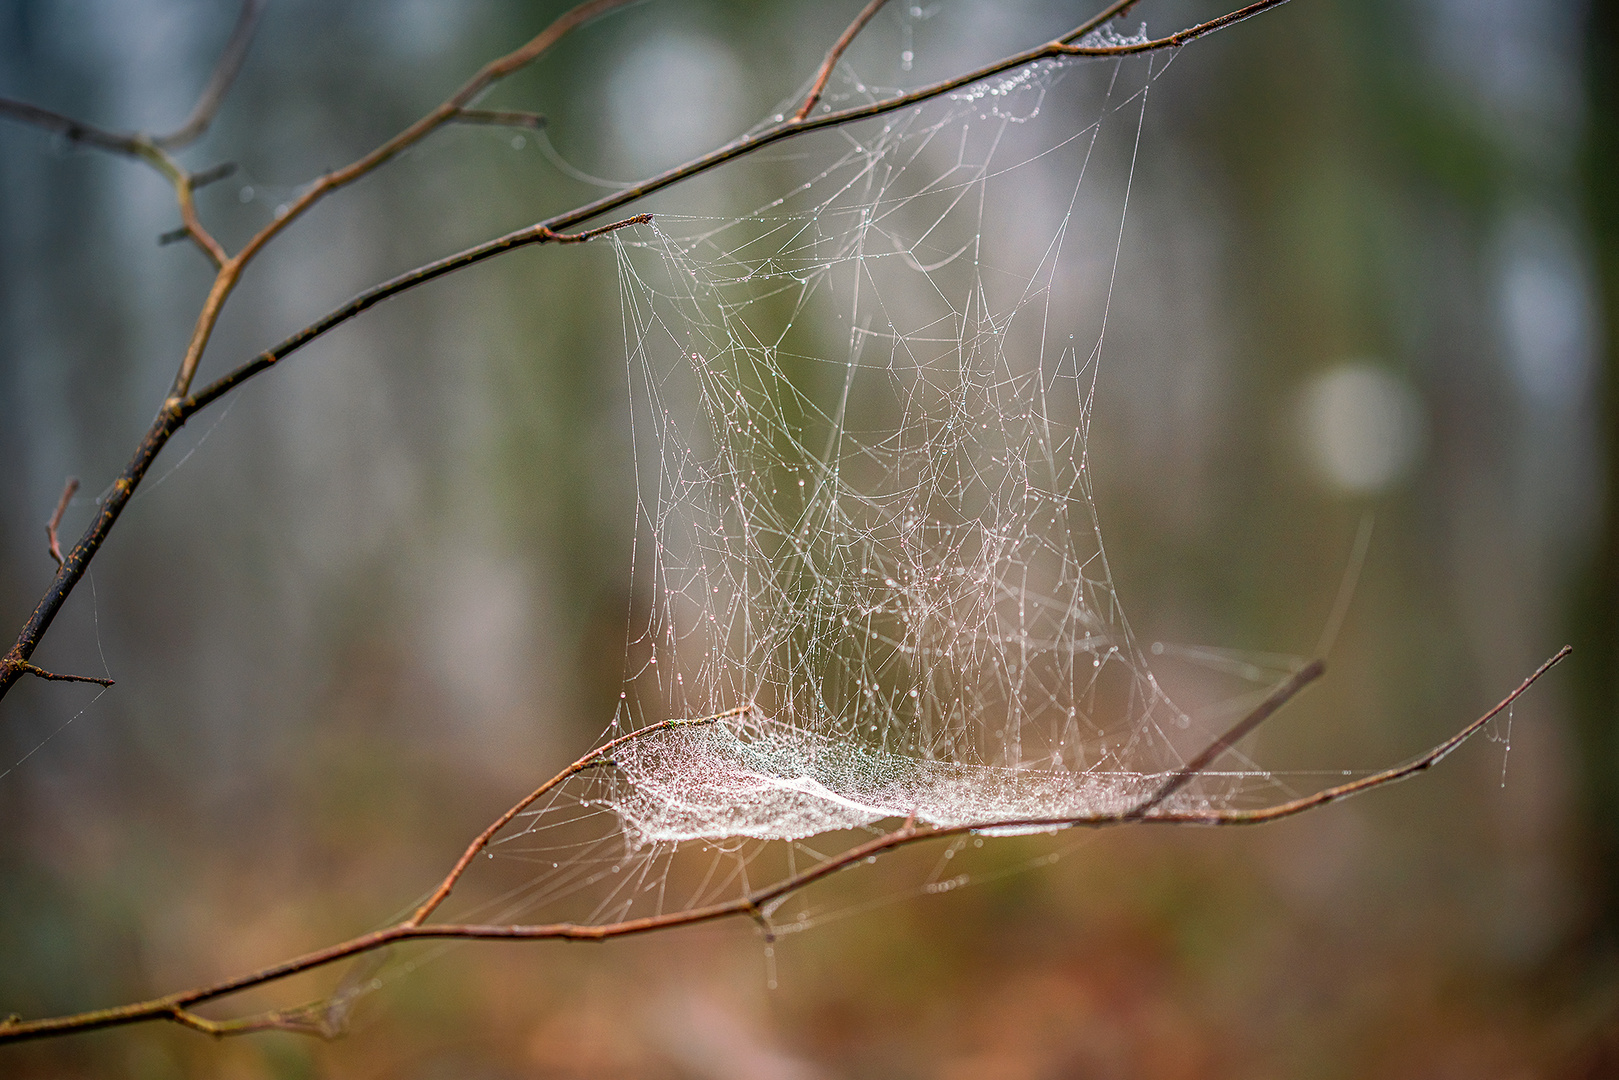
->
[538,212,654,245]
[794,0,893,121]
[454,108,547,129]
[1129,659,1325,819]
[406,704,736,928]
[45,477,79,571]
[8,661,112,688]
[191,161,240,189]
[154,0,268,149]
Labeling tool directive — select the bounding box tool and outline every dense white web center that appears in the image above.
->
[597,53,1235,845]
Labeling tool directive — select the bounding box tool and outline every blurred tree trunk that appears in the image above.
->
[1576,0,1619,944]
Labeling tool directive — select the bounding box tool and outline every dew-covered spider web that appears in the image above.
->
[466,44,1308,930]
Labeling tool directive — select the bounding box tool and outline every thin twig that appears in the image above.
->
[794,0,894,122]
[404,707,736,928]
[1128,659,1325,818]
[154,0,268,149]
[186,213,651,413]
[190,161,240,189]
[0,0,263,265]
[45,477,78,571]
[453,108,547,129]
[0,99,143,155]
[13,662,112,688]
[0,649,1568,1045]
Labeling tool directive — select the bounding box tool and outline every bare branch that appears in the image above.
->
[190,161,240,188]
[0,649,1568,1045]
[453,108,547,129]
[45,477,78,571]
[1128,659,1325,819]
[154,0,268,149]
[9,661,112,688]
[403,708,738,928]
[185,213,652,414]
[794,0,894,122]
[0,99,144,155]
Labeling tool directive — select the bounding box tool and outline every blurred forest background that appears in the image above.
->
[2,0,1616,1076]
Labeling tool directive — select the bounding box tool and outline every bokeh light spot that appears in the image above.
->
[1303,364,1425,493]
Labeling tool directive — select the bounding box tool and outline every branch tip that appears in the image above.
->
[46,477,79,570]
[12,661,113,688]
[191,161,239,188]
[454,108,547,129]
[795,0,893,122]
[538,212,653,244]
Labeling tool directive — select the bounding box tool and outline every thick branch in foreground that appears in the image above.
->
[0,648,1568,1045]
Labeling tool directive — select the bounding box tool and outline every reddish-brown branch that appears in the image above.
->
[404,707,742,928]
[10,662,113,688]
[45,477,78,571]
[794,0,894,121]
[1129,659,1325,818]
[0,649,1568,1045]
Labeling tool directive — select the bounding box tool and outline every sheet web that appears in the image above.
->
[609,52,1231,842]
[476,50,1292,928]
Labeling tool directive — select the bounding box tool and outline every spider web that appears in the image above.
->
[469,43,1303,931]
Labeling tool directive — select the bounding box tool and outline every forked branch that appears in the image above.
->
[0,649,1569,1045]
[0,0,1294,707]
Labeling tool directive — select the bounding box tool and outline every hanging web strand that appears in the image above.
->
[600,49,1271,846]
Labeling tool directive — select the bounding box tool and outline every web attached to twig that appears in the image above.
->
[462,48,1307,936]
[599,50,1267,846]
